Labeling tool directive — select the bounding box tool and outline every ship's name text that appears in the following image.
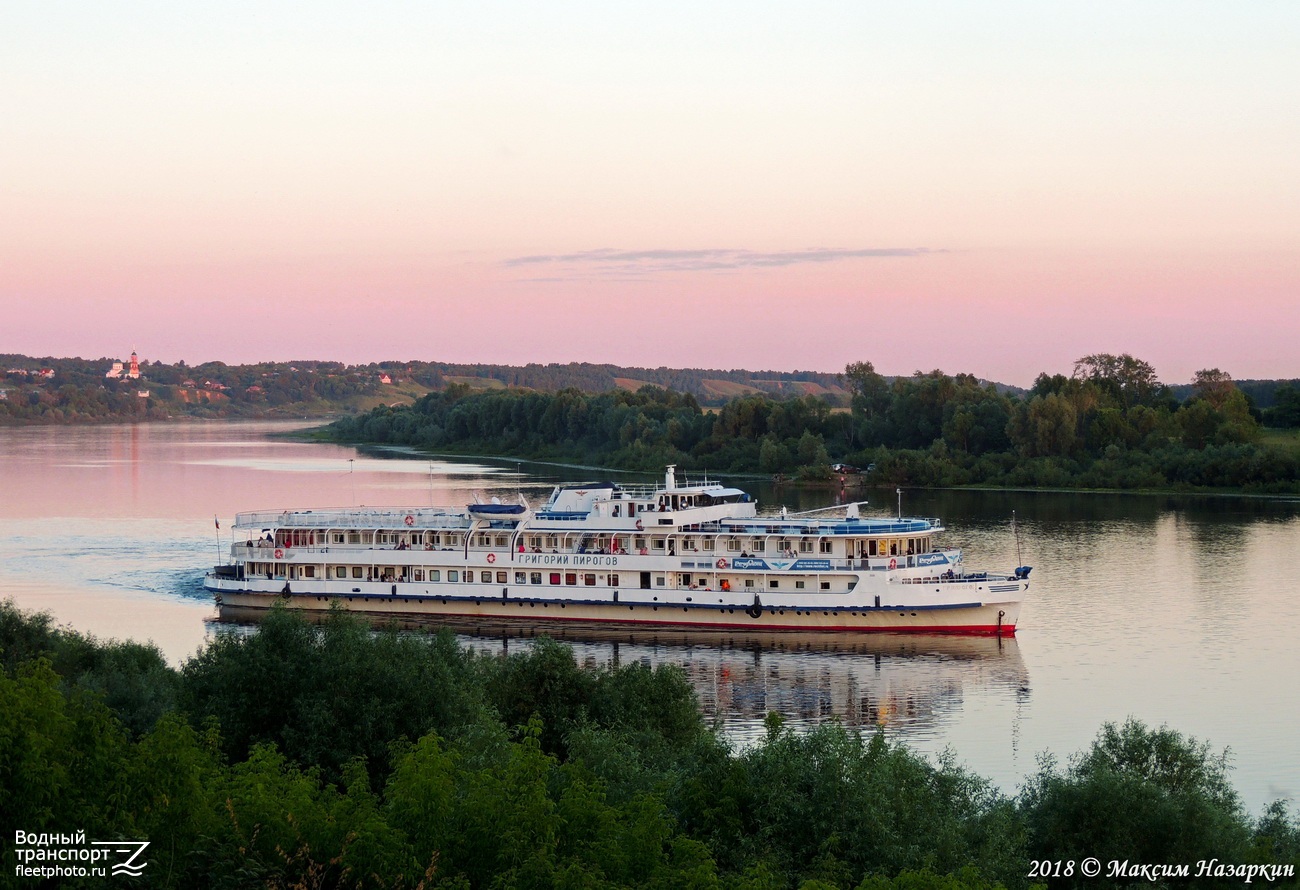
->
[518,554,619,567]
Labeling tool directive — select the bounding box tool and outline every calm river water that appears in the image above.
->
[3,420,1298,812]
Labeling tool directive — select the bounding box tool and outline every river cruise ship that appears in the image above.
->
[205,467,1028,634]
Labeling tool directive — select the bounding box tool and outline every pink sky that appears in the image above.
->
[2,3,1297,387]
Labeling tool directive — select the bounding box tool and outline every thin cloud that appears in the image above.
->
[502,247,937,276]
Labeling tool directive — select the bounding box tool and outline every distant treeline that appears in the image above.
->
[0,354,860,423]
[3,600,1297,889]
[0,356,388,423]
[4,351,1300,432]
[330,355,1300,492]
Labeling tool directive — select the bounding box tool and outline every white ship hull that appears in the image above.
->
[205,573,1023,634]
[205,466,1028,635]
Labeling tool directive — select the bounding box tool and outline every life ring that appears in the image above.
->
[888,557,897,569]
[404,514,415,526]
[486,553,496,564]
[274,548,284,559]
[635,520,644,531]
[716,558,729,569]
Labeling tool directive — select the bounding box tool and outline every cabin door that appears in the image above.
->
[640,572,652,589]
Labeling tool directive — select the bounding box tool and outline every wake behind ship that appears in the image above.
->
[205,466,1029,634]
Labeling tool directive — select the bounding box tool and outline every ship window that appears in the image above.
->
[414,570,424,581]
[448,570,459,582]
[656,576,666,586]
[348,532,360,544]
[546,536,558,548]
[463,572,473,583]
[429,570,440,582]
[584,574,596,586]
[634,537,646,549]
[608,574,619,586]
[769,579,779,589]
[550,573,561,585]
[795,580,806,589]
[752,539,765,552]
[496,535,507,547]
[496,571,507,584]
[515,572,527,584]
[530,572,542,584]
[820,540,832,554]
[820,581,830,590]
[332,534,344,544]
[303,566,315,578]
[651,537,665,550]
[745,579,754,588]
[529,537,541,549]
[799,540,813,553]
[481,571,492,583]
[868,539,878,556]
[351,567,363,579]
[778,538,790,551]
[701,538,713,551]
[727,539,740,552]
[565,573,577,585]
[333,566,346,578]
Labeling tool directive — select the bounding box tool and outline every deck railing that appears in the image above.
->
[233,508,482,530]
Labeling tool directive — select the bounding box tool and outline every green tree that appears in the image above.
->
[1019,719,1253,888]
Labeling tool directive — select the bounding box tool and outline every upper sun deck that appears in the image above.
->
[233,507,481,531]
[698,515,944,537]
[229,467,941,539]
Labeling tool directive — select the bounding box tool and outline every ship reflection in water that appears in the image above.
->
[452,621,1031,745]
[215,608,1029,745]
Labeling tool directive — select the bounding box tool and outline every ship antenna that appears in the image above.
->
[1012,510,1022,567]
[896,488,902,520]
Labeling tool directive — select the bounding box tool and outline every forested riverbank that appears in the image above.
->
[3,601,1298,889]
[328,357,1300,493]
